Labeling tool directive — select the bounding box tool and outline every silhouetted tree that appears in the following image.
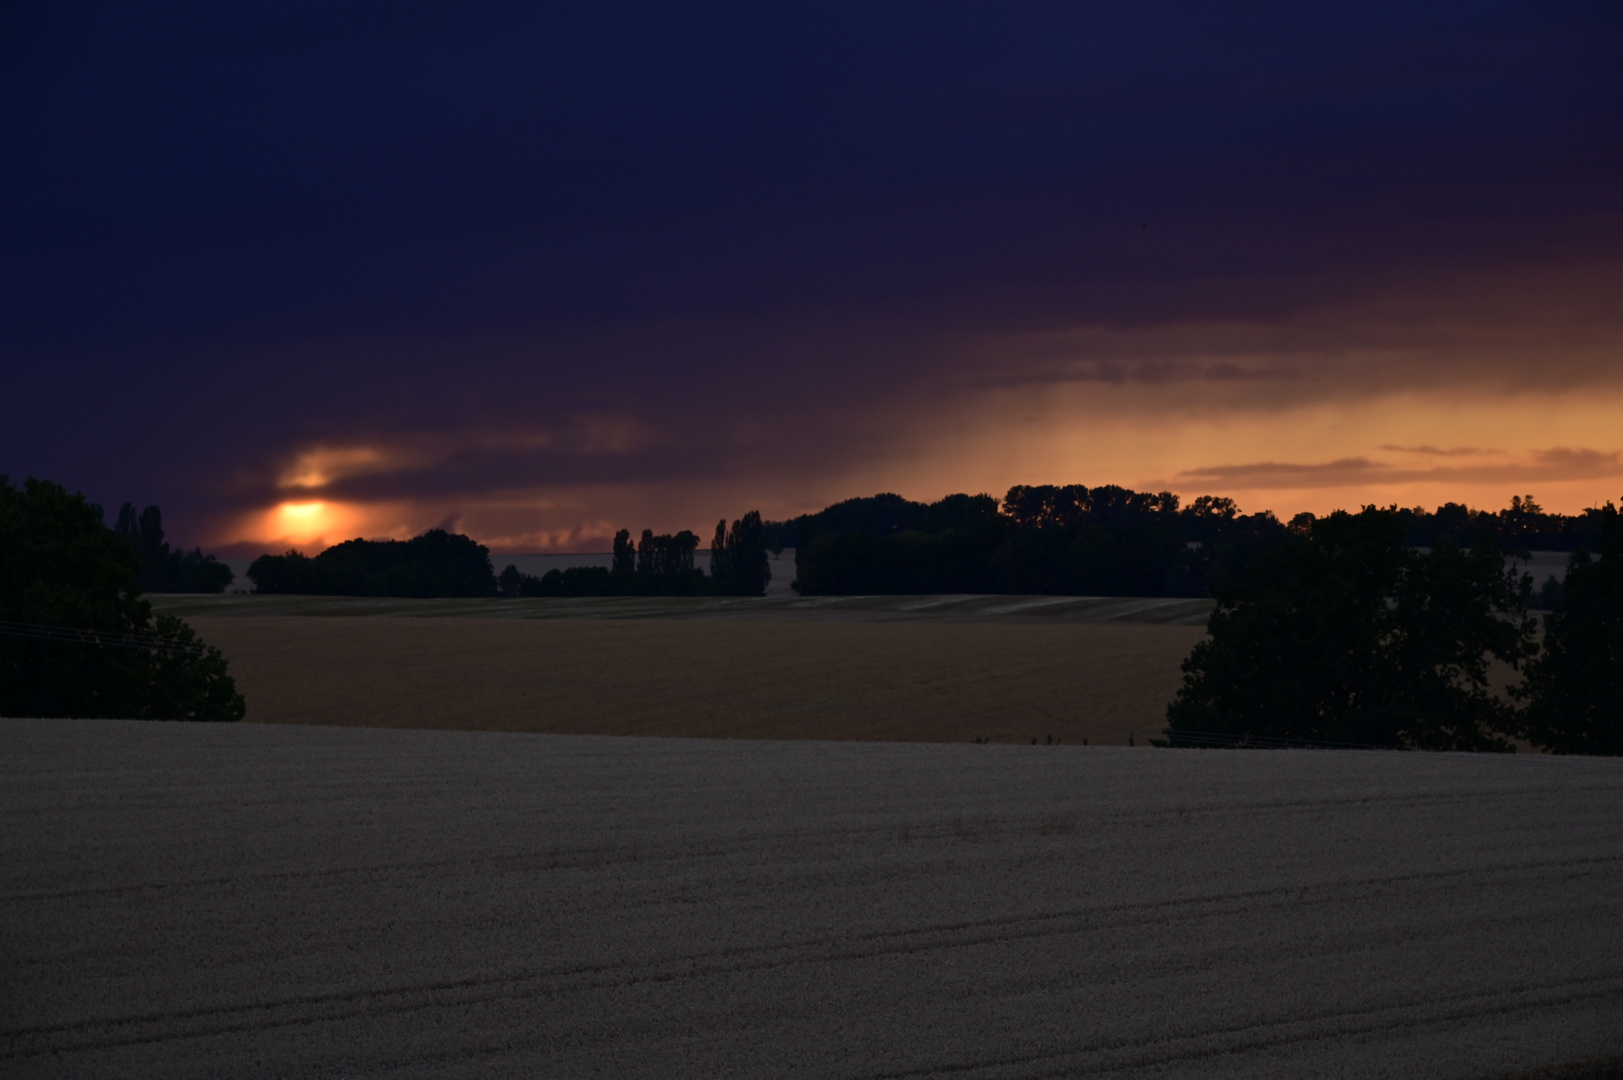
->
[1003,484,1091,528]
[795,487,1622,599]
[787,484,1623,601]
[1531,574,1566,612]
[629,529,696,577]
[498,563,522,596]
[1399,495,1607,552]
[1517,505,1623,754]
[248,529,496,597]
[791,492,1003,594]
[790,486,1279,597]
[498,563,550,597]
[1501,494,1545,545]
[534,566,617,596]
[1,476,244,721]
[1165,508,1533,749]
[645,530,699,575]
[113,502,234,593]
[245,548,321,593]
[612,529,635,575]
[636,529,656,576]
[1384,532,1537,749]
[711,511,771,595]
[711,519,729,581]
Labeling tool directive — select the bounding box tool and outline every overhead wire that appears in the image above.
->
[0,620,208,655]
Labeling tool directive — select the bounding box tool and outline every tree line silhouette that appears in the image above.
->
[247,512,772,598]
[114,502,234,593]
[497,513,771,597]
[776,486,1619,600]
[780,486,1282,597]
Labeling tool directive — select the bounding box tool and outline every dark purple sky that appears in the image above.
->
[4,3,1621,552]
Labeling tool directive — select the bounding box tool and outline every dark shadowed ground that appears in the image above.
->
[3,718,1619,1078]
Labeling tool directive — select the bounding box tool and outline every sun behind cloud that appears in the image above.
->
[245,500,360,551]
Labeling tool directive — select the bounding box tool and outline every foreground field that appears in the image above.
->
[156,595,1211,745]
[3,719,1619,1078]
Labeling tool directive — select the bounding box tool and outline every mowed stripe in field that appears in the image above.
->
[184,615,1204,745]
[2,720,1620,1078]
[151,593,1217,623]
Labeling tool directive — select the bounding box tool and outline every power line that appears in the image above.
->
[0,620,207,655]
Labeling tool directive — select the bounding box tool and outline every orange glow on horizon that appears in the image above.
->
[230,500,373,553]
[860,383,1623,522]
[211,382,1623,557]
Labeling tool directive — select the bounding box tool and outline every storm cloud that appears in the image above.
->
[3,3,1620,550]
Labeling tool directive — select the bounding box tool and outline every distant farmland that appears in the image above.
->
[151,594,1213,745]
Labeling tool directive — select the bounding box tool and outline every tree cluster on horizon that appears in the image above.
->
[499,527,706,597]
[710,511,771,596]
[499,515,770,598]
[248,530,497,597]
[775,485,1620,600]
[782,486,1283,597]
[113,502,234,594]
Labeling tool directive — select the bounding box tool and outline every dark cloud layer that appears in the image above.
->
[3,3,1620,544]
[1174,447,1623,491]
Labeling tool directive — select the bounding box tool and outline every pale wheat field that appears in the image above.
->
[3,718,1620,1078]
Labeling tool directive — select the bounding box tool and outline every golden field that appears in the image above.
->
[158,594,1212,745]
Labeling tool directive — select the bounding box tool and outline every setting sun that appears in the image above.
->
[253,500,357,549]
